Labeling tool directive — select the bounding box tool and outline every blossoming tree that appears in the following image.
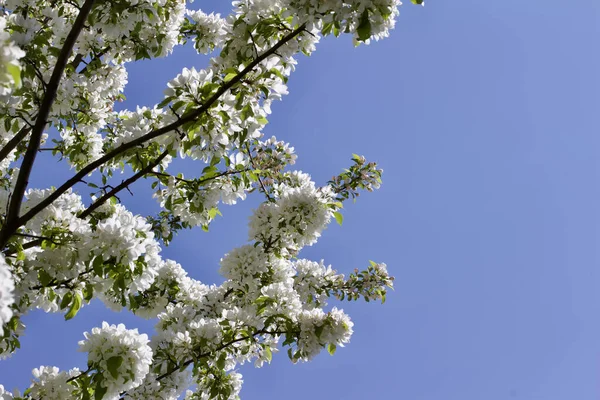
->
[0,0,422,398]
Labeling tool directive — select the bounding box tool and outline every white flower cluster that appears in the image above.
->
[153,173,249,229]
[0,385,12,399]
[295,307,353,362]
[163,65,269,155]
[80,0,186,62]
[185,10,228,54]
[190,370,243,400]
[284,0,401,43]
[79,322,153,398]
[107,106,176,154]
[293,259,339,307]
[124,370,191,400]
[9,189,163,313]
[28,366,79,400]
[130,259,187,319]
[0,16,24,97]
[249,173,334,255]
[0,255,14,336]
[55,63,129,167]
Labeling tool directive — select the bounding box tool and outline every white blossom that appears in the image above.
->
[28,366,79,400]
[0,255,14,335]
[79,322,153,397]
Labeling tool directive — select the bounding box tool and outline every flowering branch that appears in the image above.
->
[10,24,307,243]
[154,329,289,383]
[0,0,97,249]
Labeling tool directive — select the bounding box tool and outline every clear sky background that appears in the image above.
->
[2,1,600,399]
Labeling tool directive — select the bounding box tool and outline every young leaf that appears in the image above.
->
[327,343,337,356]
[6,64,22,88]
[106,356,124,379]
[65,293,82,320]
[333,211,344,226]
[264,346,272,362]
[60,292,73,310]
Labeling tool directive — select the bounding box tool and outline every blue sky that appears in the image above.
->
[2,1,600,399]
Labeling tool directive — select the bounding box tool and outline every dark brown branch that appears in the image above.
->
[0,0,97,249]
[69,54,84,71]
[13,232,57,243]
[22,238,42,251]
[65,367,92,383]
[12,167,250,254]
[78,47,110,75]
[12,24,306,241]
[0,127,31,164]
[30,268,92,290]
[150,171,194,185]
[78,150,170,219]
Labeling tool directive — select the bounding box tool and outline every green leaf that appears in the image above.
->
[38,270,53,287]
[65,293,82,320]
[216,353,226,370]
[157,97,172,108]
[92,256,104,276]
[333,212,343,226]
[327,343,337,355]
[411,0,424,4]
[224,72,237,82]
[356,10,372,42]
[315,325,324,340]
[208,208,219,219]
[94,381,107,400]
[60,292,73,310]
[106,356,123,379]
[6,63,21,88]
[144,8,155,20]
[256,116,268,125]
[83,284,94,302]
[264,345,272,362]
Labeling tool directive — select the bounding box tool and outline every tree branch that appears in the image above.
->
[78,46,110,75]
[78,150,170,219]
[0,127,31,164]
[0,0,97,249]
[11,24,306,241]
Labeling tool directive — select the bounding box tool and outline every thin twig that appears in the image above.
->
[245,143,273,201]
[78,150,170,218]
[154,330,287,382]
